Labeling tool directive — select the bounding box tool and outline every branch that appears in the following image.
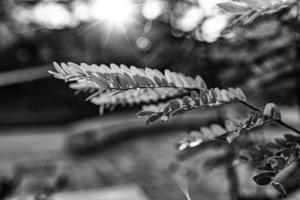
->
[176,102,296,161]
[240,101,300,135]
[176,111,275,160]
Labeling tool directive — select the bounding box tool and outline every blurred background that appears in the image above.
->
[0,0,299,200]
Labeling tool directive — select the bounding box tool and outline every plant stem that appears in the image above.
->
[226,149,239,200]
[275,119,300,135]
[227,165,239,200]
[239,101,300,135]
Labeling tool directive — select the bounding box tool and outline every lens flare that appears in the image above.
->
[91,0,135,26]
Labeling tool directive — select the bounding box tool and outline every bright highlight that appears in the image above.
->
[142,0,165,20]
[91,0,134,25]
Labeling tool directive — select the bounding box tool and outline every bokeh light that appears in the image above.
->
[201,14,228,42]
[33,3,76,29]
[10,0,232,42]
[136,36,151,50]
[72,1,91,22]
[142,0,165,21]
[90,0,135,26]
[174,7,204,32]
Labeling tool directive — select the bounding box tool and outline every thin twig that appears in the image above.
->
[177,119,274,161]
[239,101,300,135]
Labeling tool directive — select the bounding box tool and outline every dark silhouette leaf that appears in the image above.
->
[253,172,276,185]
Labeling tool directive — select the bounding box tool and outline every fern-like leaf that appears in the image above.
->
[218,0,296,25]
[137,87,247,124]
[176,103,282,153]
[252,133,300,196]
[49,62,207,113]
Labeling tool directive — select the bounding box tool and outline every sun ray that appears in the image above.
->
[103,23,115,47]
